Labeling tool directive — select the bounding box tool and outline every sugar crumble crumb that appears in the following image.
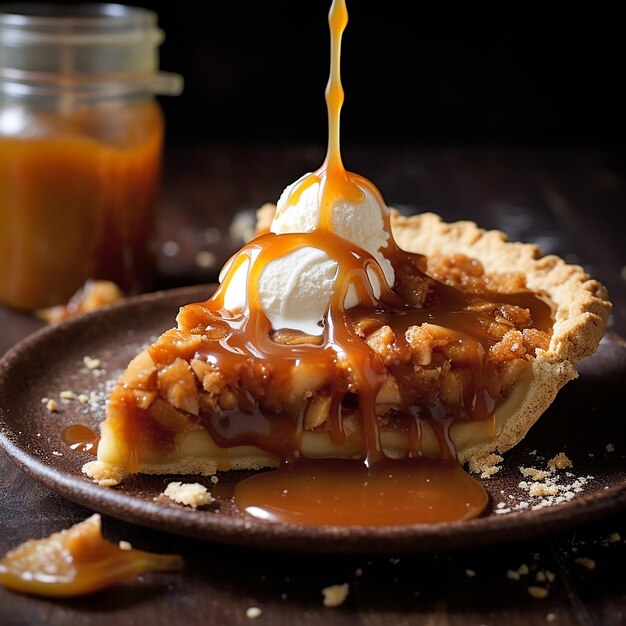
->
[83,356,101,370]
[575,557,596,570]
[529,483,559,497]
[536,571,546,583]
[606,443,615,453]
[545,571,556,583]
[162,481,214,509]
[506,570,520,581]
[78,393,89,404]
[528,586,549,599]
[355,568,363,577]
[469,452,503,478]
[518,564,529,576]
[60,390,77,401]
[520,467,552,481]
[465,569,476,577]
[118,540,132,551]
[245,607,262,619]
[607,532,621,543]
[547,453,573,470]
[82,460,127,487]
[210,475,219,484]
[46,399,58,412]
[322,583,350,607]
[547,613,557,622]
[51,450,62,457]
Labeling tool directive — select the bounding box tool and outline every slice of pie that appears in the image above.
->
[83,209,611,486]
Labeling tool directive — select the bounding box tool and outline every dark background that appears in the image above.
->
[153,0,625,148]
[64,0,626,149]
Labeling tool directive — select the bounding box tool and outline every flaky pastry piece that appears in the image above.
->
[84,209,610,485]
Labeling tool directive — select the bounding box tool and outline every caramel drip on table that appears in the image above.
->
[0,515,182,598]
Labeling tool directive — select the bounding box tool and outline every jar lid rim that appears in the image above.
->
[0,3,157,28]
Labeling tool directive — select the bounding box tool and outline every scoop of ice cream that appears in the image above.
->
[221,174,395,335]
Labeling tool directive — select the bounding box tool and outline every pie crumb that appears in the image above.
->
[465,569,476,577]
[118,540,132,550]
[210,475,219,484]
[575,557,596,570]
[607,532,621,543]
[469,453,503,477]
[528,586,549,599]
[606,443,615,453]
[163,481,214,509]
[506,570,520,581]
[547,613,557,622]
[82,460,127,487]
[83,356,102,370]
[60,390,77,401]
[547,453,573,470]
[46,399,58,412]
[518,564,530,576]
[246,607,262,619]
[322,583,349,607]
[520,467,551,481]
[529,483,559,497]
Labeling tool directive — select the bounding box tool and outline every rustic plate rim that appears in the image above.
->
[1,284,625,555]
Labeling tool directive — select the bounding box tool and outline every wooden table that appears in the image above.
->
[1,145,625,625]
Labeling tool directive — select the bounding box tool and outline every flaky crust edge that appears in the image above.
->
[390,210,611,469]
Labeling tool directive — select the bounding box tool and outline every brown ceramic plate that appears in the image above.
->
[0,284,625,554]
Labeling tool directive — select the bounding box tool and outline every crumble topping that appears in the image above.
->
[162,482,214,509]
[45,399,58,413]
[527,586,549,599]
[547,452,573,470]
[469,452,504,478]
[82,460,128,487]
[322,583,350,607]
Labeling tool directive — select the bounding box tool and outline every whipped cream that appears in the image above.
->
[221,174,395,335]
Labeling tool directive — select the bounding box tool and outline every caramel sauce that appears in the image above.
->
[61,424,100,455]
[89,0,555,526]
[235,458,488,526]
[0,514,182,598]
[0,100,162,310]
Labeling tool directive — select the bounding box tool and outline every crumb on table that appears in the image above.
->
[322,583,350,607]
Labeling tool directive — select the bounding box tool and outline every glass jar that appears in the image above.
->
[0,3,182,310]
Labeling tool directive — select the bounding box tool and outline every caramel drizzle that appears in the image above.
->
[82,0,549,474]
[183,0,553,465]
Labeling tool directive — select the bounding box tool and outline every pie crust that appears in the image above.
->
[83,209,611,485]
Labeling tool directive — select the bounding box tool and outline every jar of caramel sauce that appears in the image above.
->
[0,3,182,310]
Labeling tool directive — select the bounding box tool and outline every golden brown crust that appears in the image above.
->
[390,211,610,364]
[389,210,611,469]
